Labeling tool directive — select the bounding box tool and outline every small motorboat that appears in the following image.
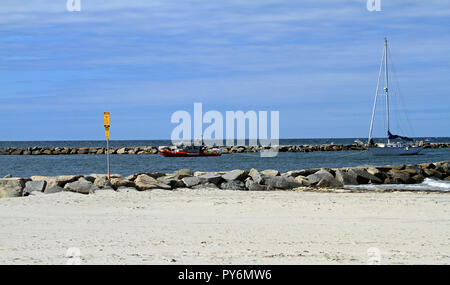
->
[158,142,222,157]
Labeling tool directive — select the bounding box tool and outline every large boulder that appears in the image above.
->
[146,172,167,179]
[0,178,26,198]
[134,174,171,190]
[434,161,450,174]
[260,169,280,177]
[192,183,219,189]
[316,177,343,188]
[157,176,185,188]
[110,177,135,189]
[366,167,387,181]
[64,180,98,194]
[348,168,382,184]
[263,176,301,190]
[31,175,81,190]
[23,180,47,196]
[335,169,358,185]
[423,168,444,179]
[220,180,246,190]
[93,176,112,188]
[221,170,248,182]
[249,168,264,184]
[30,176,57,190]
[387,169,414,184]
[284,169,320,177]
[307,169,334,185]
[173,169,193,179]
[245,179,267,191]
[182,176,201,187]
[294,175,311,186]
[198,173,223,185]
[44,186,65,194]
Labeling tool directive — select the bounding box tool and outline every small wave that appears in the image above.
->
[422,178,450,189]
[345,178,450,192]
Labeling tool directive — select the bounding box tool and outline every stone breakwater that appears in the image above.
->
[1,143,450,155]
[1,161,449,198]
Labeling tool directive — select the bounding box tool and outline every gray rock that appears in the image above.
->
[285,169,320,177]
[29,175,80,190]
[387,170,414,184]
[23,180,47,196]
[182,176,201,187]
[125,174,138,181]
[423,168,444,179]
[173,169,193,179]
[157,176,185,188]
[64,180,98,194]
[316,176,343,188]
[260,169,280,177]
[93,176,112,188]
[245,179,268,191]
[82,176,96,183]
[335,169,358,185]
[294,175,311,186]
[348,168,382,184]
[198,173,223,185]
[134,174,171,190]
[221,170,248,181]
[55,175,82,187]
[307,169,335,185]
[146,172,167,179]
[366,167,388,181]
[110,177,135,189]
[263,176,301,190]
[0,178,26,198]
[3,174,12,178]
[192,183,219,189]
[220,180,246,190]
[117,147,127,154]
[249,168,264,184]
[44,186,65,194]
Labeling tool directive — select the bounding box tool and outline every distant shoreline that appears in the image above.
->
[1,143,450,155]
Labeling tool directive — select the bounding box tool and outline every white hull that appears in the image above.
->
[369,146,423,156]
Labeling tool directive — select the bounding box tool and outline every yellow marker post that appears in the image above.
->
[104,112,111,179]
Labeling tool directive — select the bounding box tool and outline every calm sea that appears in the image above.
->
[1,138,449,178]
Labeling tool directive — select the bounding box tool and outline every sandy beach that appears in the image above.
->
[0,188,449,265]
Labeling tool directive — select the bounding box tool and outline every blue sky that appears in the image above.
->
[0,0,449,140]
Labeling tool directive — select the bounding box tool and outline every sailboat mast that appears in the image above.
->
[384,37,390,142]
[368,41,386,144]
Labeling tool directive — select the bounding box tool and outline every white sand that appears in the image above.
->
[0,188,449,265]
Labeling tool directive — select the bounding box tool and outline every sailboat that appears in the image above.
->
[367,38,423,156]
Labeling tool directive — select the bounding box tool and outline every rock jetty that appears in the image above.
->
[0,143,449,155]
[1,161,449,198]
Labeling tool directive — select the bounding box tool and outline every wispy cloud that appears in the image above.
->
[0,0,449,139]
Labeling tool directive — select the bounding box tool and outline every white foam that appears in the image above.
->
[422,178,450,189]
[345,178,450,192]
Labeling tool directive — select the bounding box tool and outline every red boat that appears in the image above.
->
[158,144,222,157]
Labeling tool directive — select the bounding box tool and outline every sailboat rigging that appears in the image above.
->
[367,38,423,156]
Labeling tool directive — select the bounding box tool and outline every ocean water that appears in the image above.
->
[1,138,449,180]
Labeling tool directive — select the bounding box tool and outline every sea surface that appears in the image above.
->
[1,138,450,191]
